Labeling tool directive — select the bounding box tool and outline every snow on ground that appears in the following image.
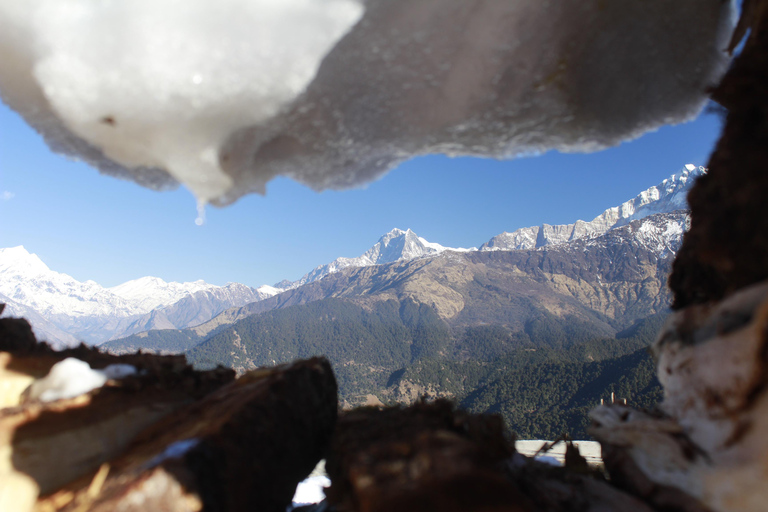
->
[515,440,603,466]
[292,475,331,506]
[289,441,604,508]
[291,460,329,508]
[27,357,137,402]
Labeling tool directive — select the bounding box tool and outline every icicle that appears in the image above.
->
[195,200,206,226]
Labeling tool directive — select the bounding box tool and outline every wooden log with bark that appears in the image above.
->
[325,400,657,512]
[585,4,768,512]
[0,316,338,512]
[590,280,768,512]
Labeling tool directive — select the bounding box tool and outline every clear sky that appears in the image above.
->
[1,100,722,288]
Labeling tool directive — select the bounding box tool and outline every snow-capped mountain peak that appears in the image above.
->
[364,228,447,265]
[481,165,704,251]
[600,164,704,228]
[289,228,473,288]
[0,248,283,346]
[0,246,143,324]
[109,276,218,313]
[0,246,52,277]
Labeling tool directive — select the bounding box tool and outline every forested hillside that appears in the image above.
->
[184,297,663,439]
[101,213,681,439]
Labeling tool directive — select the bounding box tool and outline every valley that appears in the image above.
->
[2,166,701,438]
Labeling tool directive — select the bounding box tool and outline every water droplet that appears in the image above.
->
[195,200,206,226]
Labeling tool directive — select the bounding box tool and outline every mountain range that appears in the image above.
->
[480,165,696,251]
[1,165,703,348]
[0,247,280,346]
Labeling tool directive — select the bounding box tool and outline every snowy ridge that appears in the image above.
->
[111,282,280,340]
[0,246,143,320]
[481,165,704,251]
[109,277,219,314]
[0,246,281,346]
[287,228,473,288]
[581,211,690,258]
[0,165,702,346]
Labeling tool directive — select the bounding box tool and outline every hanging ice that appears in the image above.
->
[0,0,734,203]
[0,0,365,202]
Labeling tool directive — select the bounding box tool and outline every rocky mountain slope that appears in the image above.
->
[152,209,683,430]
[106,210,686,357]
[2,166,699,347]
[280,228,473,289]
[170,166,699,340]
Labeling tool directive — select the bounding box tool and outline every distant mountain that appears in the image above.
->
[175,209,677,415]
[0,292,80,349]
[113,283,279,340]
[285,228,473,289]
[108,210,687,359]
[106,164,701,350]
[481,165,703,251]
[102,168,701,437]
[1,165,701,347]
[108,276,220,313]
[0,246,279,345]
[0,246,142,320]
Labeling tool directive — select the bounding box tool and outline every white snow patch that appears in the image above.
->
[109,276,219,313]
[292,475,331,506]
[255,284,283,298]
[27,357,137,402]
[515,440,603,466]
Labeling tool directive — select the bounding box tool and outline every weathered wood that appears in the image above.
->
[590,280,768,512]
[669,0,768,309]
[0,353,233,508]
[325,400,527,512]
[35,357,337,512]
[325,400,656,512]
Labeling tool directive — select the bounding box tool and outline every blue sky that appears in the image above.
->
[1,100,722,288]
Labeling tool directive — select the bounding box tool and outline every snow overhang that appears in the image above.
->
[0,0,735,205]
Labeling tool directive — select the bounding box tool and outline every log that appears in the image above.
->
[325,400,655,512]
[590,280,768,512]
[34,357,338,512]
[0,345,234,510]
[325,399,527,512]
